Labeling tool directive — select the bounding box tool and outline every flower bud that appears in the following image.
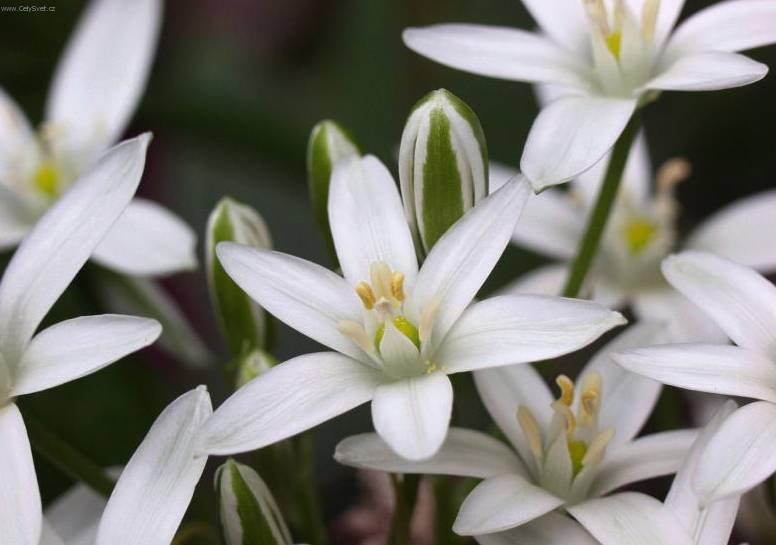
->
[206,197,271,358]
[235,348,276,388]
[306,120,360,261]
[399,89,488,257]
[215,459,293,545]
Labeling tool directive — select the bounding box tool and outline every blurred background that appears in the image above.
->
[2,1,776,543]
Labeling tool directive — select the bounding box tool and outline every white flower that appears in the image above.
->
[196,154,624,461]
[334,322,695,534]
[494,140,776,342]
[0,135,163,545]
[403,0,776,190]
[614,250,776,502]
[37,386,212,545]
[570,400,741,545]
[0,0,196,276]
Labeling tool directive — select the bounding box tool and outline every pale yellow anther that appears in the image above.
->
[391,272,406,302]
[556,375,575,407]
[583,0,611,35]
[581,427,615,467]
[579,372,602,426]
[657,157,692,193]
[517,406,544,460]
[641,0,660,42]
[355,282,377,310]
[551,401,577,436]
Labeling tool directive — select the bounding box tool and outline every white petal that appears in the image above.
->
[521,97,637,191]
[520,0,589,51]
[615,344,776,402]
[46,478,109,545]
[666,401,739,545]
[652,0,687,49]
[0,88,38,192]
[499,264,568,297]
[92,198,197,277]
[12,314,161,397]
[593,429,697,495]
[453,474,563,535]
[474,364,553,468]
[632,288,728,344]
[662,251,776,355]
[569,493,694,545]
[328,155,418,287]
[665,0,776,56]
[509,188,582,260]
[694,400,776,502]
[0,184,34,250]
[96,386,211,545]
[0,403,40,545]
[216,243,364,360]
[39,521,65,545]
[199,352,382,455]
[0,135,149,365]
[475,512,598,545]
[402,25,588,86]
[335,427,526,478]
[439,295,625,374]
[646,52,767,92]
[580,322,665,446]
[412,178,531,348]
[685,190,776,272]
[46,0,161,162]
[371,371,453,461]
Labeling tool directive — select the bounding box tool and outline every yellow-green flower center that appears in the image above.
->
[375,315,420,349]
[605,31,622,59]
[33,162,60,197]
[568,439,589,476]
[623,218,657,254]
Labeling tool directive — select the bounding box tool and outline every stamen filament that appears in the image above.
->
[517,406,544,460]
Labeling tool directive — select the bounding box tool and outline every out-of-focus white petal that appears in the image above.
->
[402,25,588,86]
[0,88,38,193]
[453,474,563,535]
[652,0,687,48]
[593,429,697,495]
[198,352,383,455]
[520,0,589,51]
[12,314,160,396]
[39,521,65,545]
[96,386,212,545]
[411,178,531,348]
[475,512,598,545]
[46,477,110,545]
[685,190,776,272]
[216,243,364,361]
[580,322,664,446]
[521,97,637,191]
[0,403,40,545]
[328,155,418,287]
[499,264,567,297]
[632,288,728,344]
[474,363,553,468]
[509,188,582,260]
[0,184,35,250]
[662,251,776,356]
[695,401,776,502]
[570,493,694,545]
[615,344,776,402]
[335,427,526,478]
[92,198,197,277]
[371,372,453,461]
[646,52,767,92]
[0,135,149,365]
[46,0,161,162]
[438,295,625,373]
[665,0,776,57]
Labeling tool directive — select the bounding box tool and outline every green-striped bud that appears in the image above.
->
[206,197,271,359]
[399,89,488,257]
[216,459,293,545]
[307,120,360,262]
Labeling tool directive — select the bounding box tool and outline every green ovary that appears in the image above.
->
[568,439,588,476]
[605,31,622,59]
[623,218,657,254]
[33,162,60,197]
[375,315,420,349]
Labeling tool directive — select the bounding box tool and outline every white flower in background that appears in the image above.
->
[197,155,624,461]
[403,0,776,190]
[615,251,776,503]
[0,135,163,545]
[0,0,196,276]
[494,139,776,342]
[570,400,741,545]
[38,386,212,545]
[335,322,696,535]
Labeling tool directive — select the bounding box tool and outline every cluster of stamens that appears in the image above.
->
[582,0,660,59]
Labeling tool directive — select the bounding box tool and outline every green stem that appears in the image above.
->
[25,414,115,497]
[292,433,328,545]
[562,112,642,298]
[389,474,419,545]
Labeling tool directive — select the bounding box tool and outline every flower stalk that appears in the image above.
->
[562,112,642,298]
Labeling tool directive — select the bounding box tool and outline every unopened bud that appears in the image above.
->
[307,120,360,262]
[235,349,276,388]
[215,459,293,545]
[399,89,488,257]
[206,197,271,358]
